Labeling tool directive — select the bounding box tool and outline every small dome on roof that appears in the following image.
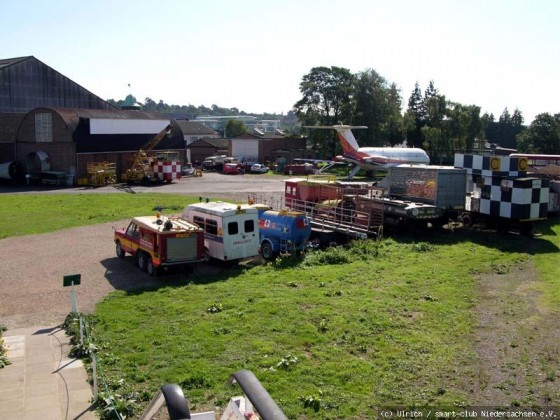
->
[121,94,141,110]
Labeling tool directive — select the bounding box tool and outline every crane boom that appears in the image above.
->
[122,124,172,184]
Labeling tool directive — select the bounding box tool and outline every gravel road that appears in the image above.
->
[0,172,287,329]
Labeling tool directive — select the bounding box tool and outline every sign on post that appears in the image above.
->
[63,274,81,287]
[63,274,81,314]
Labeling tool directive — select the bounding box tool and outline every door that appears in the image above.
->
[120,222,141,254]
[223,214,259,260]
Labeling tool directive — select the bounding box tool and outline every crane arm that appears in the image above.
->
[127,124,172,171]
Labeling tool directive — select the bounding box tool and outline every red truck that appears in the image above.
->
[114,215,205,276]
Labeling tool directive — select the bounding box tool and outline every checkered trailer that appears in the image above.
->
[454,154,549,233]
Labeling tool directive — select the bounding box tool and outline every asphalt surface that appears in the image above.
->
[0,171,292,200]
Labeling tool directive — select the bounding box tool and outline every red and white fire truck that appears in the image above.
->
[114,215,204,276]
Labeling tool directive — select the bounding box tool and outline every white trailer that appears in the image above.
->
[183,202,260,262]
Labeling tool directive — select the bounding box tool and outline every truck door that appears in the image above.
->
[121,222,141,254]
[224,214,259,260]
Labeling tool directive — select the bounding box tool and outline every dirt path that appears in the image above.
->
[469,262,560,406]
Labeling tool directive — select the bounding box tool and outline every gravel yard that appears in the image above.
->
[0,172,287,329]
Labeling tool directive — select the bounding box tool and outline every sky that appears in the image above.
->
[1,0,558,123]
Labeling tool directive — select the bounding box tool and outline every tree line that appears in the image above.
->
[294,66,559,160]
[107,67,559,157]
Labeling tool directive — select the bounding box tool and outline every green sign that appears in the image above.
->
[63,274,81,287]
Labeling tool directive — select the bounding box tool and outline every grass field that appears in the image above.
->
[0,193,199,238]
[87,226,559,419]
[2,193,559,418]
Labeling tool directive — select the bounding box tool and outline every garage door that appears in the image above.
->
[232,139,259,161]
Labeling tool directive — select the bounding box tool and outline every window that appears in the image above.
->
[244,220,255,233]
[206,219,218,235]
[228,222,239,235]
[35,113,53,142]
[193,216,205,229]
[126,223,139,237]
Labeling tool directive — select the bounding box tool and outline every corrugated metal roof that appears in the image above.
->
[0,56,32,69]
[32,107,169,132]
[175,120,218,135]
[232,132,286,140]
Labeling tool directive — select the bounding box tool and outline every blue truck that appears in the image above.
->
[253,206,312,260]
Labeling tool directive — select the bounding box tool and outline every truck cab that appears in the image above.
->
[114,215,204,276]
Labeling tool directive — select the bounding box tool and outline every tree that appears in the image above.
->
[485,107,526,149]
[353,69,403,147]
[445,103,483,153]
[404,82,425,148]
[423,80,439,124]
[294,66,355,158]
[516,113,560,154]
[225,119,246,137]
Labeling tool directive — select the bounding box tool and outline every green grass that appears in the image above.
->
[2,193,559,418]
[89,228,559,419]
[0,193,202,238]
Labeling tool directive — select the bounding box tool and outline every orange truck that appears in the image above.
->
[114,215,205,276]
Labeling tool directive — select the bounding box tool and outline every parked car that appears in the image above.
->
[182,162,195,176]
[250,164,269,174]
[223,162,244,174]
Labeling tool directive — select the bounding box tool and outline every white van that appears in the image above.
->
[183,202,260,262]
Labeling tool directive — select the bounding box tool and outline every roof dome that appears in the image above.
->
[121,94,141,110]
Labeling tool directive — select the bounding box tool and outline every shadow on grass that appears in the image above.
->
[388,220,559,256]
[100,255,262,294]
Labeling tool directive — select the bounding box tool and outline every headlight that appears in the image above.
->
[411,208,419,217]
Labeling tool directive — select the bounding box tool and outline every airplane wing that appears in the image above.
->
[304,125,368,130]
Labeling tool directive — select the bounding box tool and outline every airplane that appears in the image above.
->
[305,125,430,178]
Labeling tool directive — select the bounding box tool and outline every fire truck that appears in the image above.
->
[114,215,204,276]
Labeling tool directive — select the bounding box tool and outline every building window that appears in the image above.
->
[35,113,53,142]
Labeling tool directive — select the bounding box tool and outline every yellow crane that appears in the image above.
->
[121,124,172,184]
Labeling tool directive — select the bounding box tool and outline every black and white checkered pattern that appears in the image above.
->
[454,154,528,177]
[467,176,550,220]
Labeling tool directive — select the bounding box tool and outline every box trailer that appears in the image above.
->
[387,165,467,209]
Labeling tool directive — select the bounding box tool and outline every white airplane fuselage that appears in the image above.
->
[340,146,430,170]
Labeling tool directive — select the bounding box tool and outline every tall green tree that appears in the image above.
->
[516,113,560,153]
[445,103,483,153]
[486,107,525,149]
[225,119,246,137]
[353,69,403,146]
[294,66,355,157]
[404,82,425,148]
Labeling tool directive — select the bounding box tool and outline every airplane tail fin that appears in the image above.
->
[304,125,369,159]
[336,128,360,154]
[335,127,370,159]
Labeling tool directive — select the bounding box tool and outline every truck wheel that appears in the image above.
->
[261,242,276,261]
[137,251,147,271]
[115,241,125,258]
[146,258,159,277]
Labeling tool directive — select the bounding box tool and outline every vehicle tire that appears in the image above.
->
[203,248,211,263]
[496,218,511,235]
[115,241,125,258]
[137,251,147,271]
[519,222,533,237]
[261,242,276,261]
[146,258,159,277]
